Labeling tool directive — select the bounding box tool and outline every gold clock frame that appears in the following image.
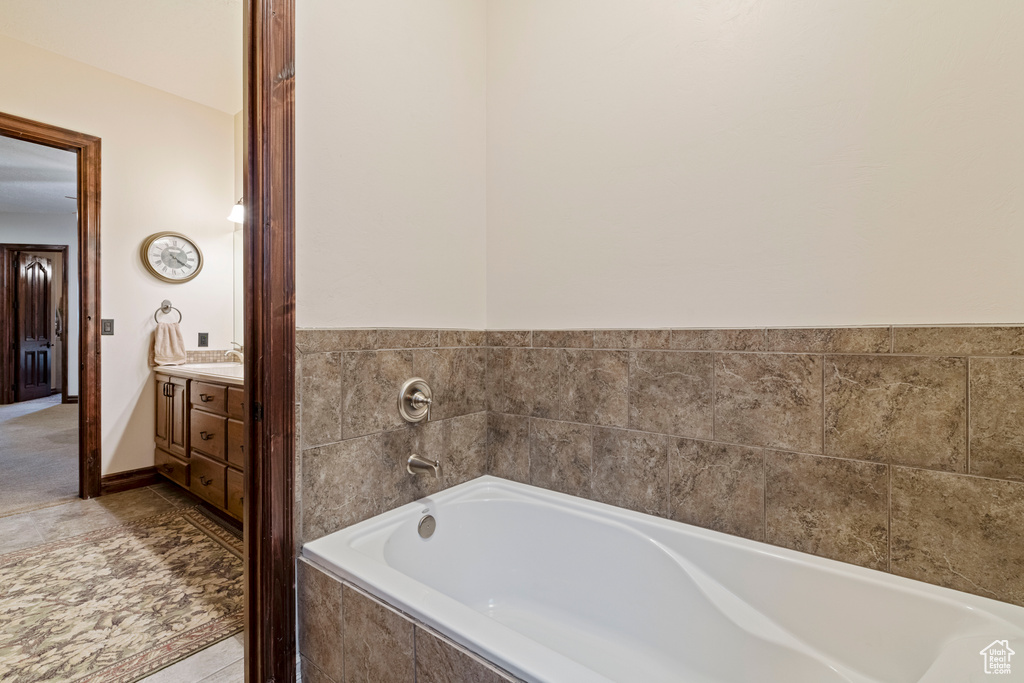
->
[140,231,204,284]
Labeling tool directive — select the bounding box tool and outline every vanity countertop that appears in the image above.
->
[154,362,244,386]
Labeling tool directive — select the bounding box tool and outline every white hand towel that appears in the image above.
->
[150,322,187,366]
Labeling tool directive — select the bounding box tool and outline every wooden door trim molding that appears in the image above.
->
[0,112,101,499]
[0,243,70,405]
[244,0,296,681]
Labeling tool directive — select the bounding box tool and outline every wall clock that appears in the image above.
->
[140,232,204,283]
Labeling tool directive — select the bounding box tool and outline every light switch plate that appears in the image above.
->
[198,332,209,347]
[101,319,114,335]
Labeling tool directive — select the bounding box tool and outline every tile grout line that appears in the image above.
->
[965,356,971,476]
[762,447,767,543]
[887,462,892,574]
[711,352,716,441]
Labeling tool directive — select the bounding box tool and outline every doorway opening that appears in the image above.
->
[0,242,76,514]
[0,111,102,501]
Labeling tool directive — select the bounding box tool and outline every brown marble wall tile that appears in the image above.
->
[893,326,1024,356]
[529,419,592,498]
[301,352,343,448]
[594,329,671,350]
[824,355,966,471]
[302,434,390,541]
[297,560,344,682]
[591,428,668,516]
[715,353,823,452]
[670,439,764,540]
[439,330,486,347]
[301,656,337,683]
[767,327,891,354]
[560,350,629,427]
[765,451,888,570]
[970,358,1024,481]
[891,467,1024,606]
[628,351,713,438]
[485,348,509,413]
[296,329,378,354]
[670,329,767,351]
[413,348,486,420]
[376,329,439,349]
[485,330,531,347]
[532,330,593,348]
[669,330,706,350]
[504,348,560,419]
[415,627,514,683]
[701,329,767,352]
[443,412,488,487]
[342,350,413,438]
[486,413,530,484]
[343,585,415,683]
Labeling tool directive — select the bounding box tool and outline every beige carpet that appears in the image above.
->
[0,395,79,517]
[0,506,244,683]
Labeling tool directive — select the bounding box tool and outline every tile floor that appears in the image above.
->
[0,482,247,682]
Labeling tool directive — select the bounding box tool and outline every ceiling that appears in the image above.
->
[0,0,243,115]
[0,136,77,214]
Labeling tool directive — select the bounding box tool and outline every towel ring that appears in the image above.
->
[154,299,183,324]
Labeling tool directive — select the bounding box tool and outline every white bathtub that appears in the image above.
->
[302,476,1024,683]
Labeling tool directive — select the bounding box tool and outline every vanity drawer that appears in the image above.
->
[228,387,245,420]
[191,381,227,415]
[190,452,226,508]
[190,409,226,459]
[226,468,244,520]
[155,448,189,488]
[227,418,245,468]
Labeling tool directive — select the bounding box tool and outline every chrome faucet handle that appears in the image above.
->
[230,341,243,351]
[398,378,433,423]
[407,454,440,478]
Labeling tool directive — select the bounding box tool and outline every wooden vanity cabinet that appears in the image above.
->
[154,371,244,523]
[155,374,188,459]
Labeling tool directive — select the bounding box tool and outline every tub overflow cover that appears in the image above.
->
[418,515,436,539]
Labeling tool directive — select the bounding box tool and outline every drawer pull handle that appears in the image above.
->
[200,431,214,440]
[200,393,214,402]
[199,475,213,486]
[161,464,174,474]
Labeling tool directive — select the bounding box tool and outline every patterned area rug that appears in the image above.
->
[0,507,243,682]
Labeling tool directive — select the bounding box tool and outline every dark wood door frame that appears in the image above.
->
[244,0,296,681]
[0,243,70,404]
[0,112,101,499]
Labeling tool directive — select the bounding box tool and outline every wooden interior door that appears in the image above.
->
[15,252,52,402]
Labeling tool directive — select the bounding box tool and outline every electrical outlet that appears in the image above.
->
[101,319,114,335]
[198,332,209,347]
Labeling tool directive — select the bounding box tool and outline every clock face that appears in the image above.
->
[141,232,203,283]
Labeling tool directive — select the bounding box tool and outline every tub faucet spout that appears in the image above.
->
[407,454,441,478]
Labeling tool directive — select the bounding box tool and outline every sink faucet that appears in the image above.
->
[225,342,244,364]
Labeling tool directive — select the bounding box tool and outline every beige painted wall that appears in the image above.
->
[0,213,78,394]
[0,36,236,475]
[485,0,1024,328]
[295,0,487,329]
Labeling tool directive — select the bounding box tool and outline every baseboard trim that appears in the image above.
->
[100,466,159,495]
[64,395,79,404]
